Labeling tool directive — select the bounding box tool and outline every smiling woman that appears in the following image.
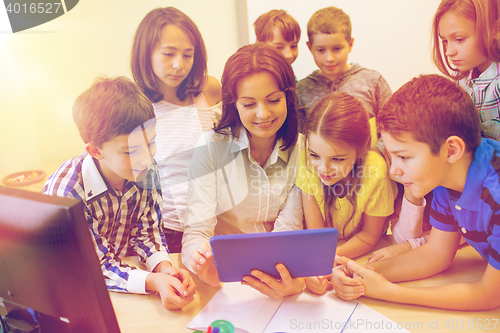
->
[181,43,305,296]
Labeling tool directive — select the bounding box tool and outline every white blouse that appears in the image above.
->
[181,128,303,271]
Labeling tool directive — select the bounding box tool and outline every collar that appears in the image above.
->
[467,62,500,88]
[231,127,289,165]
[81,154,113,202]
[453,138,499,210]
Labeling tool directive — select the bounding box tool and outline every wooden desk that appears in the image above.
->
[109,237,500,333]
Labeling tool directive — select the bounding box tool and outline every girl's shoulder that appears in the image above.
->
[201,76,222,107]
[360,150,388,178]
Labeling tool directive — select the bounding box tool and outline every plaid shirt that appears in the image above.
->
[460,62,500,140]
[42,153,170,294]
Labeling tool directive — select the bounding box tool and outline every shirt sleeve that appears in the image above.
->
[129,168,171,272]
[392,196,426,244]
[376,75,392,117]
[182,134,219,273]
[429,186,457,232]
[273,185,304,232]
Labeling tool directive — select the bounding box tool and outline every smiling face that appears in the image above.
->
[381,131,449,199]
[93,122,157,190]
[307,132,358,186]
[268,26,299,64]
[307,32,353,81]
[438,12,490,74]
[150,24,195,92]
[235,71,287,145]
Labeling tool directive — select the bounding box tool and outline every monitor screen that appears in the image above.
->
[0,186,121,333]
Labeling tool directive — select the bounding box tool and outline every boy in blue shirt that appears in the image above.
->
[331,74,500,310]
[43,76,196,310]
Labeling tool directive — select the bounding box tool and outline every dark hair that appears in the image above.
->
[254,9,301,43]
[303,92,371,235]
[432,0,500,80]
[131,7,207,103]
[72,76,155,148]
[215,43,298,150]
[377,74,481,155]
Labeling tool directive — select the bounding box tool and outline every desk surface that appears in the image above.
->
[110,237,500,333]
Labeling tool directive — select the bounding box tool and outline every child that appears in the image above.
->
[297,92,396,262]
[331,74,500,311]
[253,9,301,65]
[42,76,196,311]
[296,6,392,119]
[432,0,500,140]
[181,43,305,297]
[131,7,222,253]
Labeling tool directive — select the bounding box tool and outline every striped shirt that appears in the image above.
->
[153,94,221,232]
[42,153,171,293]
[430,139,500,270]
[459,62,500,140]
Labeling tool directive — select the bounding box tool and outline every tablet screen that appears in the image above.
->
[210,228,338,282]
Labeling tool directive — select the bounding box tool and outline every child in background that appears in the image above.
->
[433,0,500,140]
[298,92,396,262]
[296,6,392,119]
[131,7,222,253]
[332,74,500,311]
[253,9,301,65]
[182,43,304,297]
[43,76,195,310]
[253,9,305,131]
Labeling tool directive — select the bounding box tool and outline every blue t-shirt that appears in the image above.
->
[430,138,500,270]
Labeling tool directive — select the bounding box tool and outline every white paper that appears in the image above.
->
[342,302,410,333]
[187,282,283,332]
[263,292,358,333]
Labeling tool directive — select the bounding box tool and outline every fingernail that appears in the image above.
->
[205,251,210,257]
[198,257,205,264]
[347,261,354,268]
[251,270,258,277]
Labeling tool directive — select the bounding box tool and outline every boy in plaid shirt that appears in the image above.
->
[43,76,195,310]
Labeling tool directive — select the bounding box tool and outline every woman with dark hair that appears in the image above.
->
[181,43,304,295]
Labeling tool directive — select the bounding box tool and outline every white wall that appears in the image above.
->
[0,0,442,181]
[0,0,240,179]
[246,0,442,91]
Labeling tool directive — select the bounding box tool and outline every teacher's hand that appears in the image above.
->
[242,263,305,299]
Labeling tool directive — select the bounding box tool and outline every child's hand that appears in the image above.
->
[331,256,365,301]
[154,261,197,299]
[242,263,305,299]
[368,242,412,263]
[338,260,392,301]
[189,242,221,288]
[145,271,196,310]
[305,275,332,295]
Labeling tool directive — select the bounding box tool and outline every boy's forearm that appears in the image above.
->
[381,281,500,311]
[367,243,451,282]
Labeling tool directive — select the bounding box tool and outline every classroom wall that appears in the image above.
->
[0,0,441,182]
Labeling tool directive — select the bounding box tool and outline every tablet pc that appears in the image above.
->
[210,228,338,283]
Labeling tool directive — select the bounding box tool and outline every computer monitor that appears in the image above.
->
[0,186,121,333]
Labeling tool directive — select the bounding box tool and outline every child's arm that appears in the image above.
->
[392,188,426,244]
[337,257,500,311]
[332,228,463,301]
[336,213,387,258]
[302,191,326,229]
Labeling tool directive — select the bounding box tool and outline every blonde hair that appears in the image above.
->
[307,7,351,45]
[432,0,500,80]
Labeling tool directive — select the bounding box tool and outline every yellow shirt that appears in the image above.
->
[296,149,396,240]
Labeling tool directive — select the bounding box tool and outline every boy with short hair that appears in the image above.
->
[331,74,500,310]
[253,9,301,65]
[296,6,392,118]
[43,76,196,310]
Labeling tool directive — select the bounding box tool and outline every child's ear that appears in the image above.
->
[306,41,312,52]
[444,136,466,163]
[85,143,104,160]
[348,37,354,51]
